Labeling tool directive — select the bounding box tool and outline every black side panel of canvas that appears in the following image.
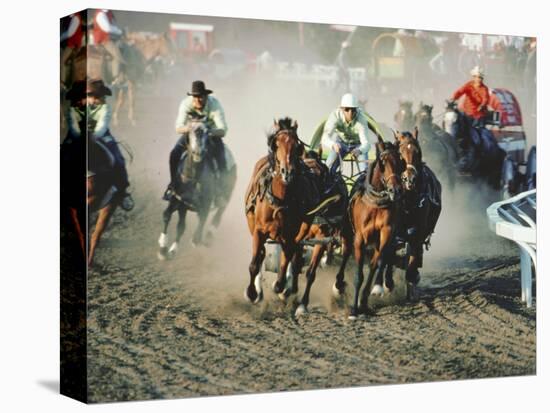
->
[60,9,88,404]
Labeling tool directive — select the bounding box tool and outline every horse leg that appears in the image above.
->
[383,247,396,294]
[273,243,296,297]
[296,243,326,316]
[168,205,187,257]
[192,206,208,247]
[245,230,267,303]
[371,226,393,297]
[349,233,366,320]
[158,198,177,260]
[333,228,352,298]
[127,81,136,126]
[283,244,304,297]
[113,89,124,127]
[406,241,422,300]
[69,207,86,262]
[88,204,116,268]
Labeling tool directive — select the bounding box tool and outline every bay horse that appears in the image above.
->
[244,118,307,304]
[395,129,442,299]
[158,119,236,259]
[348,137,403,320]
[245,120,352,316]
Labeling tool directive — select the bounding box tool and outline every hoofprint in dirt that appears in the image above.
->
[87,232,535,402]
[85,75,535,403]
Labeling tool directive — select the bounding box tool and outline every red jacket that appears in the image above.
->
[93,9,115,44]
[452,80,490,120]
[61,13,83,48]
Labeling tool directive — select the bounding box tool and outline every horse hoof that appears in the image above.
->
[157,247,168,261]
[332,282,346,298]
[168,242,178,257]
[371,284,384,297]
[244,287,258,304]
[320,255,328,268]
[158,233,168,248]
[295,304,307,317]
[272,280,284,294]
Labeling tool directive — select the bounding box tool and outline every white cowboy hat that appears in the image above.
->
[470,65,485,78]
[340,93,359,108]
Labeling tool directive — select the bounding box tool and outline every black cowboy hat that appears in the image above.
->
[87,78,112,97]
[65,80,86,103]
[187,80,212,97]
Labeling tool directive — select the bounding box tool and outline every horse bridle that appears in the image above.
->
[271,129,301,178]
[369,149,400,200]
[398,141,420,186]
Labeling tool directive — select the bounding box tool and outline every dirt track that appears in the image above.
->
[85,73,536,403]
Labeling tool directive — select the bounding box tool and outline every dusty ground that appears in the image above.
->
[84,72,536,403]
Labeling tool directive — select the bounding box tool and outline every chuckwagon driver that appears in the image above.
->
[321,93,379,175]
[449,65,501,170]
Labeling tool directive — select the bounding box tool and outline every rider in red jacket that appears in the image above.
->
[450,66,501,173]
[451,65,489,123]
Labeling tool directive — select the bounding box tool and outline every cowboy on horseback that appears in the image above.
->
[165,80,228,203]
[91,9,126,86]
[85,78,134,211]
[321,93,377,175]
[449,66,500,172]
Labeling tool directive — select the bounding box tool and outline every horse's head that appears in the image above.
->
[394,100,414,130]
[269,117,303,184]
[375,137,403,202]
[443,99,460,137]
[394,128,422,192]
[187,119,209,164]
[414,102,433,130]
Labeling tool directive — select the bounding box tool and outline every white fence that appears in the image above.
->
[486,189,536,307]
[271,62,368,92]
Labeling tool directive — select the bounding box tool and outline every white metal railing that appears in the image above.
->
[487,189,536,307]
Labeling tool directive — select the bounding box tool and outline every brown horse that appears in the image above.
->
[395,129,442,299]
[348,138,403,319]
[245,119,351,315]
[244,118,308,304]
[126,31,176,82]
